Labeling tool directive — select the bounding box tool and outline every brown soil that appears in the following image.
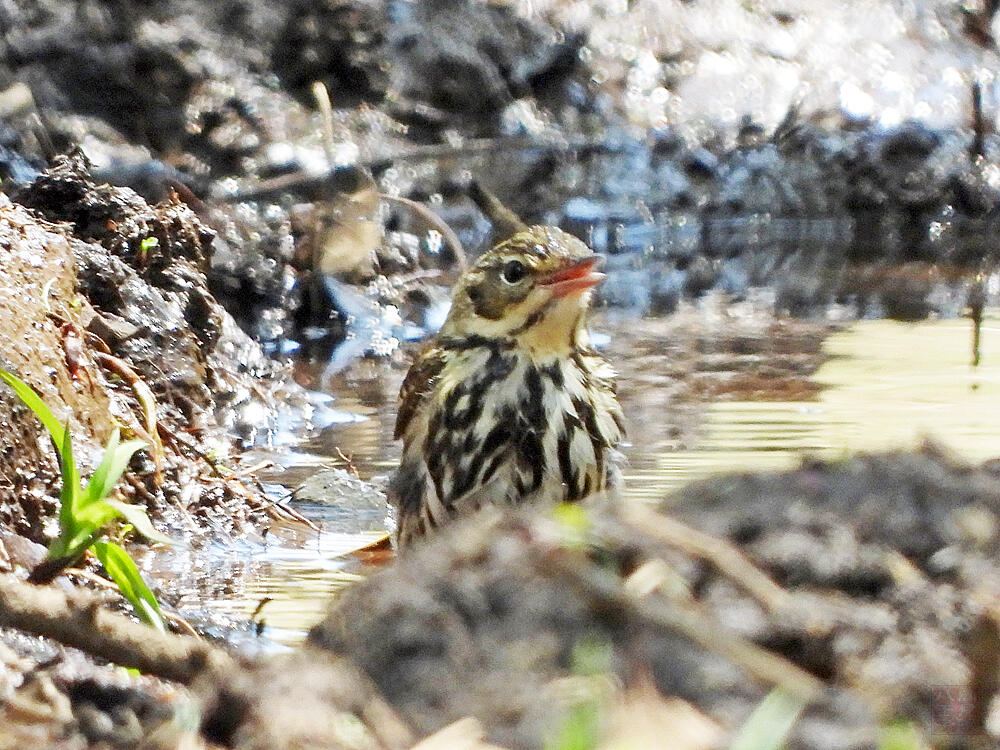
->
[310,446,1000,750]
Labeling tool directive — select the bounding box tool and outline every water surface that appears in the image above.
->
[178,313,1000,645]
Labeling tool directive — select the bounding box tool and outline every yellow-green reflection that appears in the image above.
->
[203,566,368,645]
[196,315,1000,647]
[195,529,387,645]
[626,316,1000,501]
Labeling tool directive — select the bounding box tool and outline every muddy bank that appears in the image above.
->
[305,446,1000,749]
[0,152,323,746]
[0,152,300,544]
[4,0,1000,358]
[0,153,313,587]
[6,446,999,748]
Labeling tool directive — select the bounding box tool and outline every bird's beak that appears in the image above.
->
[539,256,605,298]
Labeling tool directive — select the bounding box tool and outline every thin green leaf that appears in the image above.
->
[92,541,165,632]
[50,527,102,563]
[83,428,120,505]
[104,500,173,545]
[729,689,807,750]
[57,420,80,530]
[62,499,120,553]
[82,434,147,506]
[0,369,65,449]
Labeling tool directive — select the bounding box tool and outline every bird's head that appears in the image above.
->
[440,226,605,355]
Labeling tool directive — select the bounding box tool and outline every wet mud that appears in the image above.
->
[312,447,1000,749]
[0,155,306,747]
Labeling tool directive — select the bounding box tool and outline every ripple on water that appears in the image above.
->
[626,316,1000,503]
[172,313,1000,646]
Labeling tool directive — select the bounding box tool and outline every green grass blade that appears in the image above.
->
[104,500,172,545]
[62,499,120,556]
[92,541,165,632]
[729,689,807,750]
[0,369,65,449]
[82,434,147,506]
[83,428,120,505]
[0,371,78,537]
[57,420,80,532]
[49,527,102,564]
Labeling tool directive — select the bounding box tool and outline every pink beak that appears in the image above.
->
[539,256,605,298]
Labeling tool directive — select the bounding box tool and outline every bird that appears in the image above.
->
[390,225,625,547]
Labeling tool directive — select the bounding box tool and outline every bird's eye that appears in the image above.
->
[501,260,527,284]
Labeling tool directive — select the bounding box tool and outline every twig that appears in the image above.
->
[467,180,527,240]
[235,459,274,477]
[311,81,340,166]
[124,472,159,506]
[380,194,467,270]
[547,552,823,701]
[220,135,620,203]
[621,503,799,618]
[968,274,986,367]
[158,425,321,533]
[157,423,228,478]
[0,574,233,684]
[971,79,987,162]
[335,446,360,479]
[246,475,322,532]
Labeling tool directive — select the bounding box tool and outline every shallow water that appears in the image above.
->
[177,312,1000,646]
[629,316,1000,501]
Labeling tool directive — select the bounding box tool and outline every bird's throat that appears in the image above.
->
[514,294,590,357]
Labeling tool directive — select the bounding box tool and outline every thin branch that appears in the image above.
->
[467,180,528,241]
[547,552,823,702]
[622,503,800,618]
[380,194,467,270]
[0,574,233,684]
[94,352,164,484]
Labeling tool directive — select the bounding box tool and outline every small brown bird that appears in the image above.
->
[390,226,625,547]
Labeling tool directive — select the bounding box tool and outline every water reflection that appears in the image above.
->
[173,313,1000,646]
[630,316,1000,503]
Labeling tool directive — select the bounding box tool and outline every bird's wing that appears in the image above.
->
[395,344,448,440]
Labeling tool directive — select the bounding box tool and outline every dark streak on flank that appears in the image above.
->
[482,452,506,485]
[449,462,478,505]
[515,427,544,495]
[443,383,476,430]
[390,459,425,516]
[463,420,509,494]
[557,420,578,499]
[425,409,444,468]
[573,395,605,478]
[540,361,564,388]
